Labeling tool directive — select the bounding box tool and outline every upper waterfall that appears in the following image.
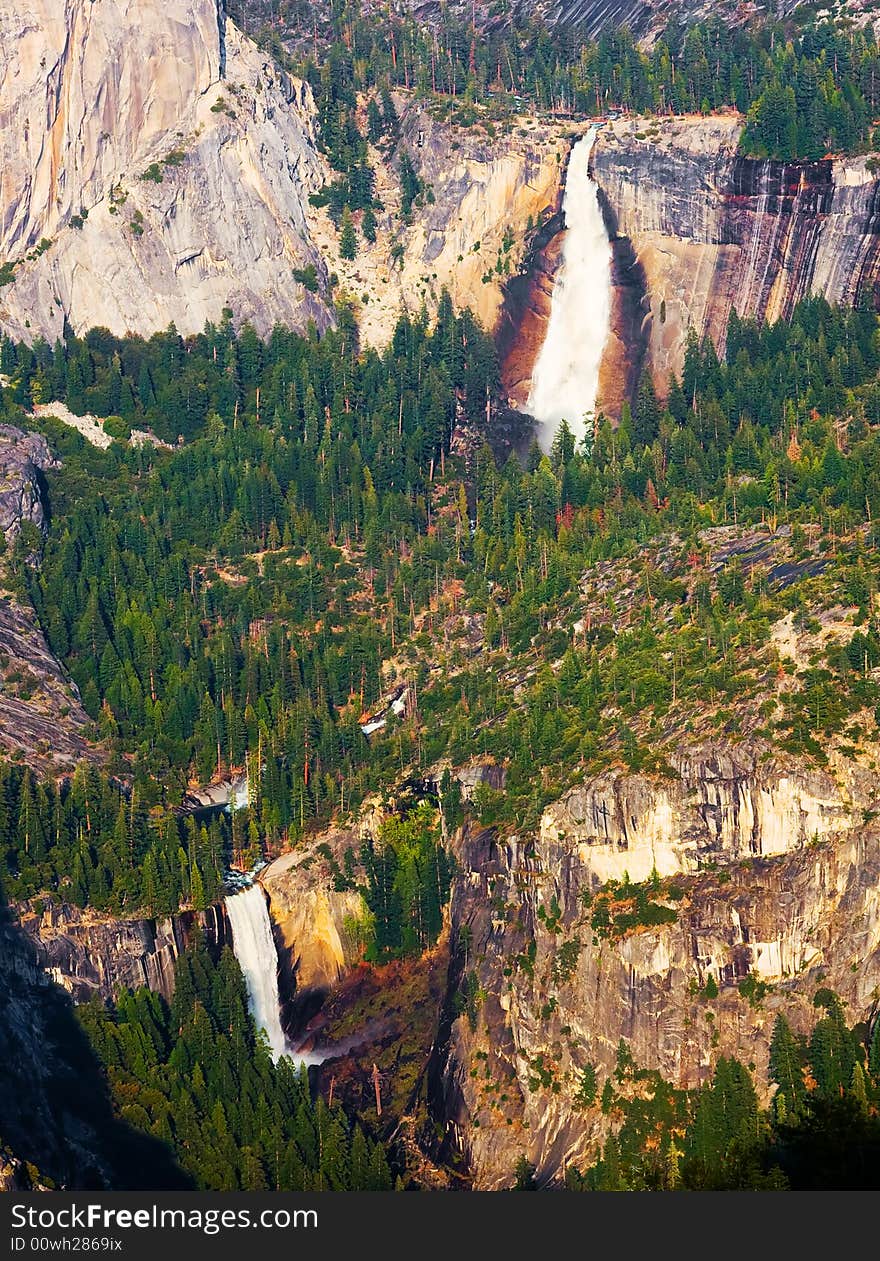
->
[225,884,290,1062]
[526,128,612,452]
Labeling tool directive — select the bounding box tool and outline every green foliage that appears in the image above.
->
[590,877,678,940]
[78,936,395,1190]
[0,302,498,904]
[769,1014,807,1117]
[292,263,320,292]
[568,993,880,1190]
[102,415,131,442]
[361,205,378,244]
[244,6,876,161]
[574,1063,598,1109]
[808,992,858,1098]
[339,208,357,260]
[550,936,582,986]
[360,803,451,960]
[0,761,223,916]
[453,970,483,1031]
[738,972,771,1007]
[398,150,423,221]
[512,1154,536,1189]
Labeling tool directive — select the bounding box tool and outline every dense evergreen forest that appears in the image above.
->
[2,296,880,912]
[0,300,495,915]
[78,934,395,1190]
[232,0,880,167]
[0,762,225,915]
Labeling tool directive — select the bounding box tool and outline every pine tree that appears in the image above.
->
[366,97,383,144]
[362,204,377,243]
[769,1014,806,1114]
[512,1154,536,1189]
[339,209,357,261]
[598,1134,625,1190]
[850,1061,869,1115]
[633,371,660,447]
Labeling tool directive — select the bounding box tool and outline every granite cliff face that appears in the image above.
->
[433,740,880,1187]
[316,107,575,353]
[227,740,880,1187]
[17,899,229,1002]
[0,0,223,259]
[591,117,880,398]
[0,2,578,350]
[539,740,872,884]
[0,425,92,769]
[0,0,331,341]
[260,828,370,1030]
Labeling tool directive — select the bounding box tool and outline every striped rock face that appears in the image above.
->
[591,117,880,395]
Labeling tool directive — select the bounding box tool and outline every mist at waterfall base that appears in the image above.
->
[526,128,612,453]
[225,884,324,1068]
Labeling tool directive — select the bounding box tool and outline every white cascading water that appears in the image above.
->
[225,884,291,1063]
[527,127,612,452]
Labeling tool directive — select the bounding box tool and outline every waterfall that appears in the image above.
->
[225,884,290,1062]
[526,128,612,452]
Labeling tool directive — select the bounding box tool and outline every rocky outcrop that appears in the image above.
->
[591,116,880,392]
[0,0,331,341]
[433,740,880,1187]
[0,594,92,769]
[261,834,368,1029]
[0,1151,47,1191]
[0,426,92,769]
[540,740,872,884]
[30,402,114,449]
[315,107,576,353]
[0,424,57,540]
[303,945,451,1144]
[497,206,566,412]
[403,113,569,340]
[402,0,778,42]
[16,899,229,1002]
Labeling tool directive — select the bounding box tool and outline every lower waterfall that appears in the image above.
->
[225,884,293,1063]
[526,127,612,452]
